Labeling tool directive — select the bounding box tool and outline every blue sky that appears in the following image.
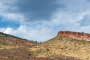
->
[0,16,20,29]
[0,0,90,42]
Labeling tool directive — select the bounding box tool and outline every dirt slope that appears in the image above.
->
[0,32,52,60]
[0,32,90,60]
[30,36,90,60]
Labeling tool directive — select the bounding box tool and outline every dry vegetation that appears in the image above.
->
[0,32,90,60]
[30,36,90,60]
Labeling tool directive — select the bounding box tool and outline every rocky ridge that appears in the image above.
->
[58,31,90,41]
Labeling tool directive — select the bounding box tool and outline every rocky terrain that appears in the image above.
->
[58,31,90,41]
[0,31,90,60]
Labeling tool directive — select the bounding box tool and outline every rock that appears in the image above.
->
[58,31,90,41]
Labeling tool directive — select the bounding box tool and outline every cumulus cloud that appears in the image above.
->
[0,25,58,42]
[2,0,65,23]
[0,0,90,42]
[1,0,90,24]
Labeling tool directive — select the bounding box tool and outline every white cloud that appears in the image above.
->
[0,0,90,42]
[0,25,57,42]
[0,28,6,32]
[4,27,13,34]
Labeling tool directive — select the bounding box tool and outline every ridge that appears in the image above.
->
[58,31,90,41]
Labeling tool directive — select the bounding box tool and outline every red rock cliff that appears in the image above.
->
[58,31,90,41]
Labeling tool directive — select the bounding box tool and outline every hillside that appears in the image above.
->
[30,36,90,60]
[0,32,44,60]
[0,32,38,49]
[0,31,90,60]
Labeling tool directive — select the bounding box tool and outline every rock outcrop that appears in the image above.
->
[12,38,33,45]
[58,31,90,41]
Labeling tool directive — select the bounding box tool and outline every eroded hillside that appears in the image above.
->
[0,32,37,50]
[30,36,90,60]
[0,32,90,60]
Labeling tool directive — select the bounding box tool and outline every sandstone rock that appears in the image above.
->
[58,31,90,41]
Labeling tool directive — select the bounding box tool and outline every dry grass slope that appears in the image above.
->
[0,32,90,60]
[0,33,43,60]
[30,36,90,60]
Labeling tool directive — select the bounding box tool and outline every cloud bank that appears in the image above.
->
[0,0,90,42]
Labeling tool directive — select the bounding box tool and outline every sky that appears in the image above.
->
[0,0,90,42]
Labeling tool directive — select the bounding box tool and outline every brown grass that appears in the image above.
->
[30,36,90,60]
[0,33,89,60]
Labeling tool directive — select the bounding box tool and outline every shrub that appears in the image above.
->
[87,51,89,52]
[66,53,68,54]
[47,48,50,51]
[28,54,31,56]
[61,48,64,49]
[69,48,71,50]
[64,46,68,48]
